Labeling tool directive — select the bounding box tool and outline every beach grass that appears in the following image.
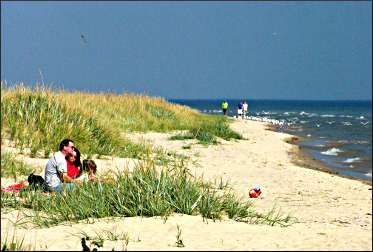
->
[1,82,241,159]
[0,82,293,231]
[1,234,32,251]
[1,159,292,228]
[0,152,33,181]
[170,119,242,145]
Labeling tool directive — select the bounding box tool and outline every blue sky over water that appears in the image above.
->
[1,1,371,100]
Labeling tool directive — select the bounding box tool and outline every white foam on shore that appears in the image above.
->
[246,116,288,126]
[339,115,353,118]
[321,148,343,156]
[343,157,361,163]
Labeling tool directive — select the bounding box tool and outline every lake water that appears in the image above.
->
[168,99,372,182]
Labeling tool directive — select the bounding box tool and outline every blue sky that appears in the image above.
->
[1,1,371,100]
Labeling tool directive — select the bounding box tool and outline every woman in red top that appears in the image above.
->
[66,148,82,179]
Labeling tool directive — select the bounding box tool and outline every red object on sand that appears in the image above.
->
[1,183,27,193]
[249,189,261,198]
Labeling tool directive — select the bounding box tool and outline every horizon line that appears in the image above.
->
[166,98,373,102]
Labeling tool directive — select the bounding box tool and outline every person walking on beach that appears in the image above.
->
[242,100,248,119]
[237,101,243,119]
[43,138,79,192]
[221,100,229,116]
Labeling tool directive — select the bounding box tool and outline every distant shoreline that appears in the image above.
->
[265,124,372,186]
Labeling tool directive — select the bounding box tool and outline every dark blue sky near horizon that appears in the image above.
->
[1,1,372,100]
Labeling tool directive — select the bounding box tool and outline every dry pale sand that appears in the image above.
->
[1,119,372,251]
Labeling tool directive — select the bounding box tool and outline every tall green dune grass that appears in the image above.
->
[0,82,292,228]
[0,152,33,181]
[1,82,241,157]
[1,160,293,227]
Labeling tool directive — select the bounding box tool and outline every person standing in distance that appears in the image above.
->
[221,100,229,116]
[242,100,249,119]
[237,101,243,119]
[44,138,78,192]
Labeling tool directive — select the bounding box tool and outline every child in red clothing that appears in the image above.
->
[66,148,82,179]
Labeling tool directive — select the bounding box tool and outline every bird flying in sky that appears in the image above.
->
[80,34,88,44]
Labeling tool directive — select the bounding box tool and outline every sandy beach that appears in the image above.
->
[1,119,372,250]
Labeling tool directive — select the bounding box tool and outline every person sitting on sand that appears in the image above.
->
[76,159,97,183]
[43,139,79,192]
[66,148,82,179]
[64,148,83,190]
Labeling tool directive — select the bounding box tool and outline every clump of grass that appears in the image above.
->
[1,84,154,159]
[1,212,34,251]
[0,152,33,181]
[1,159,293,228]
[79,229,130,244]
[1,83,241,159]
[170,119,242,145]
[1,235,31,251]
[169,133,194,141]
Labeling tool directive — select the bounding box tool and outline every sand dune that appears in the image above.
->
[1,119,371,250]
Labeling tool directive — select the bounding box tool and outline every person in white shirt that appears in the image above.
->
[242,101,249,119]
[44,138,78,192]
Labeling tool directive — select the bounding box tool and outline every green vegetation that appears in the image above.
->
[1,83,241,158]
[1,152,33,181]
[170,120,242,145]
[0,82,292,230]
[1,228,33,251]
[1,160,292,228]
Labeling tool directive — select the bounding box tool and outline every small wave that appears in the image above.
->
[354,140,369,144]
[365,172,372,177]
[299,111,308,116]
[307,134,311,137]
[262,111,271,115]
[321,148,343,156]
[300,120,308,124]
[247,116,287,126]
[343,157,361,163]
[321,114,335,118]
[308,113,318,117]
[341,121,352,126]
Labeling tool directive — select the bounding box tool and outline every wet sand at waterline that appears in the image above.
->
[1,119,371,250]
